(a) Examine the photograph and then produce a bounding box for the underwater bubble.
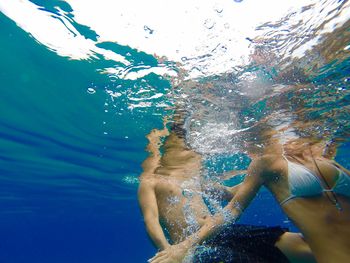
[220,45,228,52]
[143,25,154,34]
[108,91,122,98]
[213,4,223,13]
[167,196,180,204]
[222,209,237,224]
[233,200,243,212]
[204,19,215,29]
[182,188,194,199]
[181,56,188,62]
[122,176,139,185]
[87,87,96,94]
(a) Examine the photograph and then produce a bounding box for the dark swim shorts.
[193,224,289,263]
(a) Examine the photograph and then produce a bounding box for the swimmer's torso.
[153,168,211,244]
[263,155,350,263]
[144,132,213,244]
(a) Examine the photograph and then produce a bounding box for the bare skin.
[150,138,349,263]
[269,141,350,263]
[140,125,315,262]
[139,129,239,248]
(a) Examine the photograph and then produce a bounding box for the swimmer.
[140,120,316,263]
[149,136,349,263]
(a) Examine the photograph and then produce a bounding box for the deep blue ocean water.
[1,1,350,262]
[0,11,159,262]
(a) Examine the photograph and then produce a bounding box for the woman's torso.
[264,155,350,263]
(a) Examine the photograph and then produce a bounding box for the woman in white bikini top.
[252,139,350,263]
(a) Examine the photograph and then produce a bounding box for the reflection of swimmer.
[247,37,311,85]
[248,37,277,67]
[150,136,349,263]
[140,121,315,263]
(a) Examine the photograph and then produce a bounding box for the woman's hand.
[148,241,191,263]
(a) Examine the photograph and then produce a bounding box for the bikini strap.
[311,153,343,211]
[280,195,296,206]
[323,189,335,192]
[282,155,288,162]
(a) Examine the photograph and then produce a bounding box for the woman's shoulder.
[252,154,286,178]
[256,153,284,165]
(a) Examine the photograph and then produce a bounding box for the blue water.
[0,10,159,262]
[1,0,350,262]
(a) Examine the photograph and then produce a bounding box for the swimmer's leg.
[275,232,317,263]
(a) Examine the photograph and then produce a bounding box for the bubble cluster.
[122,175,139,185]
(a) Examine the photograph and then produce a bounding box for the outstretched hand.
[148,242,191,263]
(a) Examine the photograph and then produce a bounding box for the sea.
[0,0,349,262]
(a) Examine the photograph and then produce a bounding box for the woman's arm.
[331,160,350,175]
[202,170,246,201]
[220,170,247,181]
[149,157,266,263]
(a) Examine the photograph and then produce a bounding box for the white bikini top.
[280,157,350,206]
